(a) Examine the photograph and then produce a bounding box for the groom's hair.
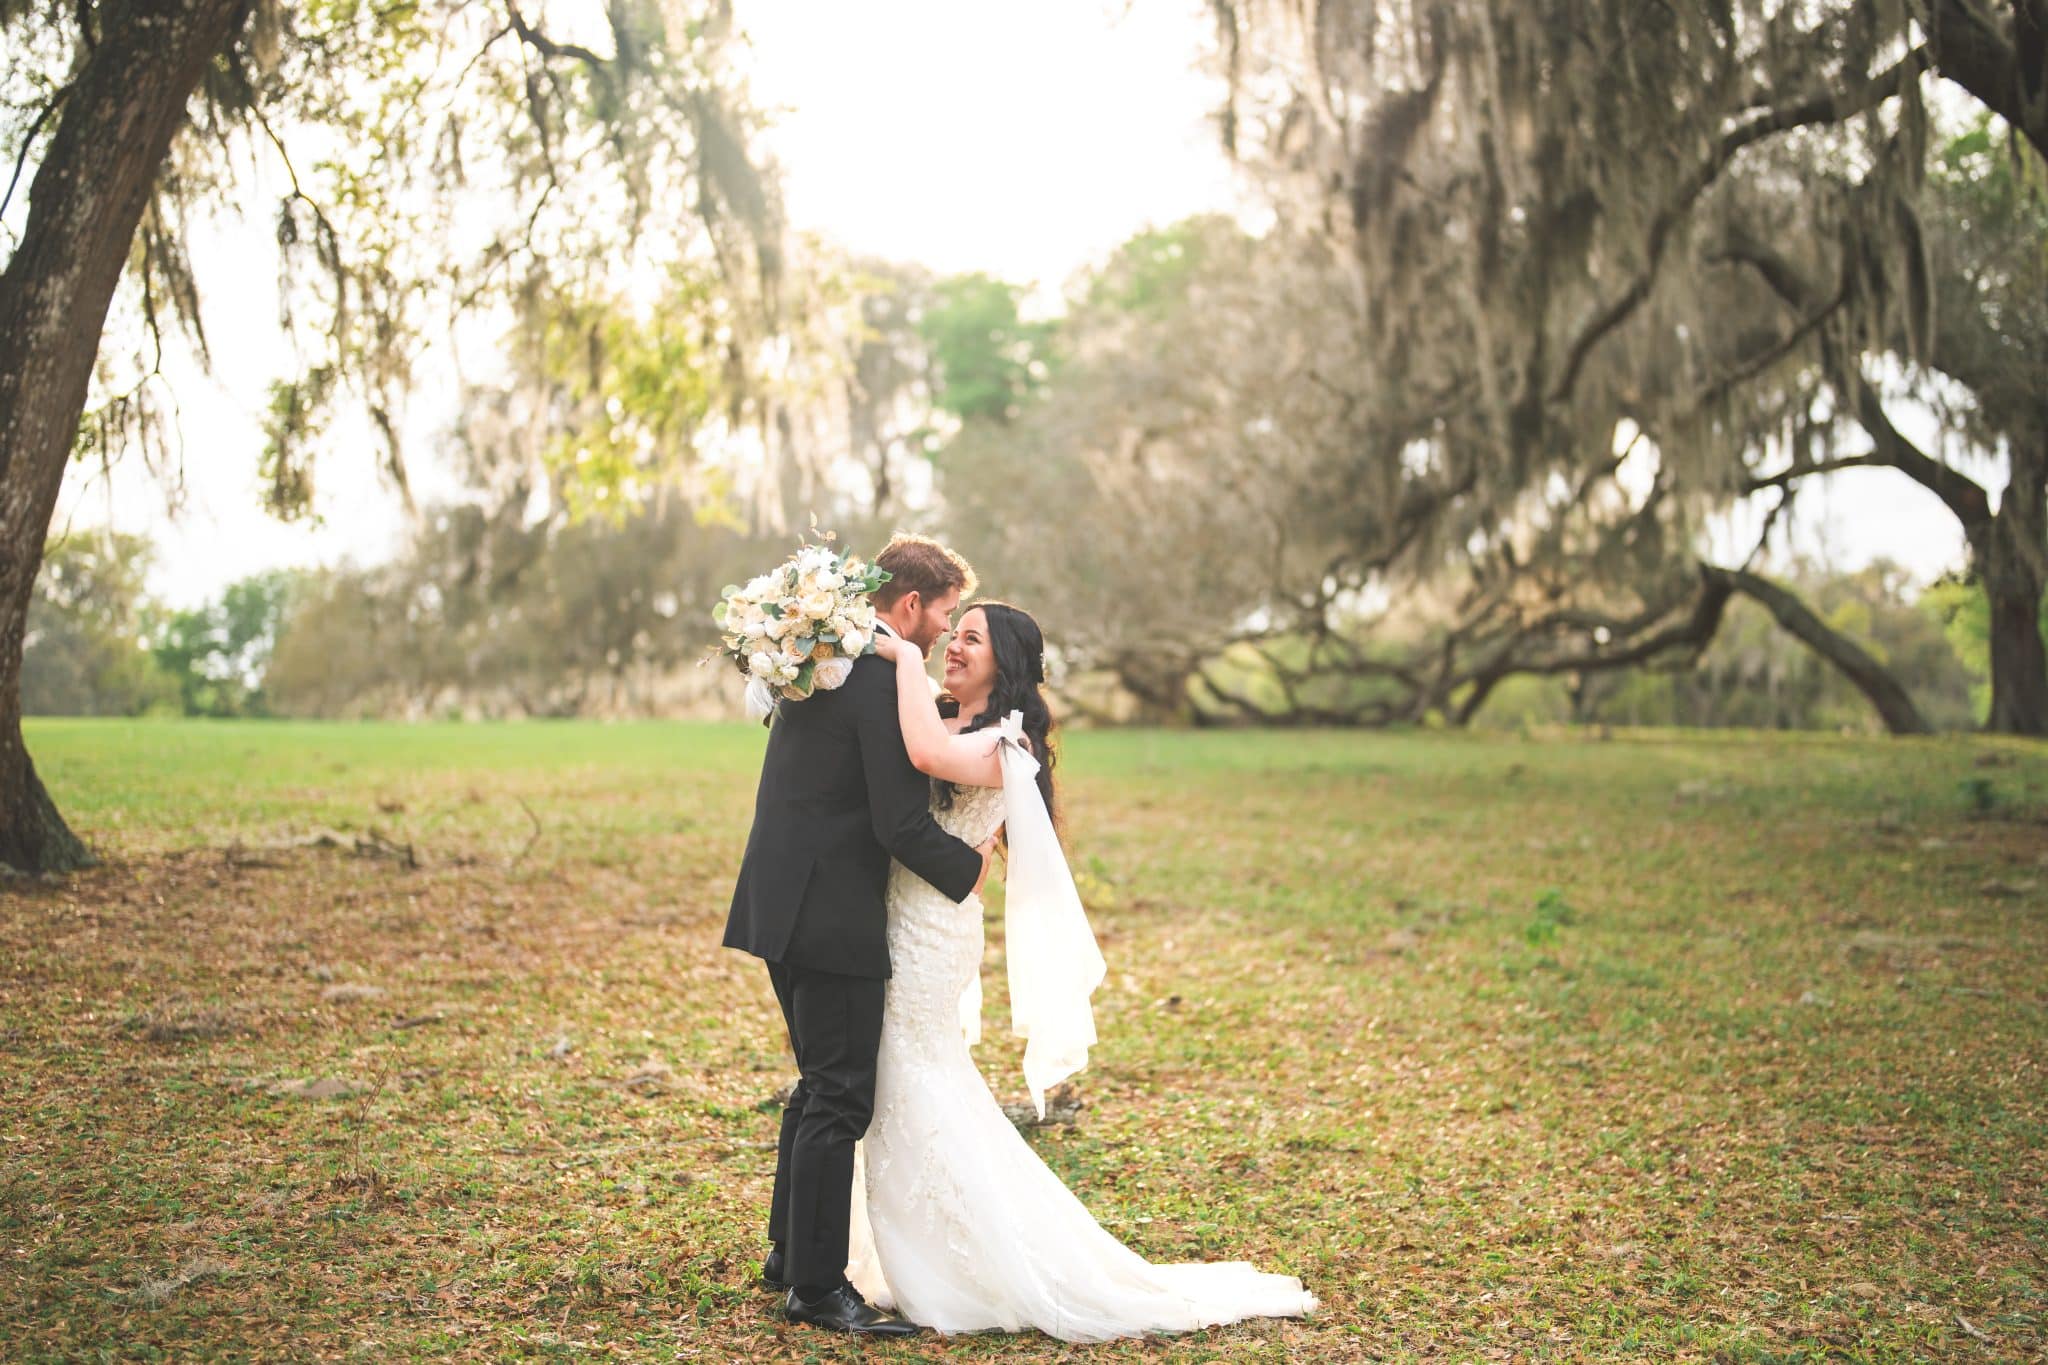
[872,533,978,608]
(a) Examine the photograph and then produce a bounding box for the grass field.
[4,719,2045,1362]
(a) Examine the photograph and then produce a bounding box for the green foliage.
[13,0,779,518]
[21,534,179,717]
[935,214,1329,720]
[1479,561,1984,733]
[262,500,795,718]
[528,266,727,523]
[1921,575,2048,725]
[148,572,296,718]
[257,369,335,521]
[1175,559,1985,734]
[24,540,302,719]
[1922,576,1993,720]
[1191,634,1425,724]
[918,273,1054,425]
[1935,114,2048,238]
[1080,220,1220,318]
[1524,888,1576,947]
[1958,775,2003,816]
[1917,112,2048,496]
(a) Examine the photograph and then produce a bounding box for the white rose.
[742,620,769,640]
[748,650,777,678]
[813,656,854,691]
[817,570,843,591]
[802,591,836,620]
[839,628,867,655]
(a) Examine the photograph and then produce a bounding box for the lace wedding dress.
[844,777,1317,1341]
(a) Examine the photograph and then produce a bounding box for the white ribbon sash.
[977,709,1107,1119]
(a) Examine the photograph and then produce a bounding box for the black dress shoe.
[759,1247,789,1291]
[784,1283,921,1336]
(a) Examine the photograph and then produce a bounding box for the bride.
[851,600,1316,1341]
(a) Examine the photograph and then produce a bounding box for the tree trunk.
[1450,669,1505,726]
[0,0,246,872]
[1928,0,2048,162]
[1980,449,2048,734]
[1707,566,1933,735]
[1112,652,1197,725]
[1983,569,2047,733]
[1720,234,2045,732]
[0,735,91,873]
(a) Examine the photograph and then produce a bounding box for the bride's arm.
[874,635,1004,788]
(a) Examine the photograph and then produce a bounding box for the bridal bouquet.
[711,542,890,719]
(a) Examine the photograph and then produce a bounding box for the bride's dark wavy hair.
[936,600,1057,824]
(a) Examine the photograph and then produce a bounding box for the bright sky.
[48,0,1971,609]
[739,0,1240,288]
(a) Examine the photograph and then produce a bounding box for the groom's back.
[722,657,907,978]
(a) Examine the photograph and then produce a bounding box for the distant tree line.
[26,534,287,719]
[25,519,2010,736]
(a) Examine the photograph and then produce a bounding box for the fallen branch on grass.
[511,797,542,868]
[223,827,419,870]
[122,1257,230,1305]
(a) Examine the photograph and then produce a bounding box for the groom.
[722,533,992,1336]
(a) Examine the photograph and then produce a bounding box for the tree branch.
[503,2,610,79]
[1704,563,1932,733]
[1717,231,1996,527]
[1546,47,1929,406]
[1926,0,2048,160]
[1493,572,1736,677]
[1742,453,1880,494]
[0,79,74,225]
[1689,257,1850,414]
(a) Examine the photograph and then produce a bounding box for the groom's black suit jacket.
[723,649,982,979]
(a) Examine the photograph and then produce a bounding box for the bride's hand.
[871,633,918,664]
[972,833,999,896]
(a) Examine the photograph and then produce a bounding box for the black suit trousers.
[763,959,886,1290]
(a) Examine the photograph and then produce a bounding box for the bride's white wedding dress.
[844,771,1317,1341]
